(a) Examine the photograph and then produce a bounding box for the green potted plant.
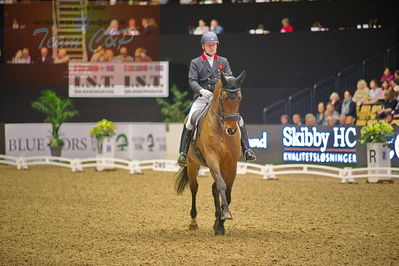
[359,121,395,183]
[156,84,192,123]
[32,90,78,157]
[90,119,116,154]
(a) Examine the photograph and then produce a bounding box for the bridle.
[210,86,241,127]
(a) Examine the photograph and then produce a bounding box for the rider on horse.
[177,31,256,166]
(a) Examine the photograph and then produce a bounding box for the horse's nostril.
[227,128,236,135]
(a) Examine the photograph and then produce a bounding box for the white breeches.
[185,96,244,130]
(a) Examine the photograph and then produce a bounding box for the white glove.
[199,89,213,100]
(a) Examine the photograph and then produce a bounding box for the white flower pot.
[366,143,391,183]
[96,136,116,171]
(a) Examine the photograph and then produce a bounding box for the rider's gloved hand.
[199,89,213,100]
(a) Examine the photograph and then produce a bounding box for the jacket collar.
[201,52,219,61]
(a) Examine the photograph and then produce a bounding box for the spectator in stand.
[101,49,114,62]
[305,113,316,126]
[115,47,133,62]
[280,18,294,33]
[340,90,356,117]
[364,79,384,104]
[385,113,394,125]
[105,19,119,35]
[280,114,289,125]
[21,48,31,64]
[392,79,399,100]
[326,116,337,126]
[394,70,399,81]
[134,48,152,62]
[123,18,140,36]
[376,89,397,119]
[329,92,341,114]
[141,18,157,35]
[315,102,325,125]
[352,79,369,105]
[90,46,105,62]
[12,49,23,63]
[193,19,209,35]
[209,19,224,35]
[292,114,302,126]
[381,80,390,94]
[35,47,53,64]
[380,67,394,86]
[345,115,355,125]
[324,102,339,122]
[53,48,69,64]
[338,114,346,125]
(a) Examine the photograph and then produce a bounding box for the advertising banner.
[68,62,169,98]
[5,123,166,160]
[247,125,399,166]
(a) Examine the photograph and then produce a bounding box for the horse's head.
[215,71,246,136]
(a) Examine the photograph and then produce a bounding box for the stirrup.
[244,149,256,162]
[177,152,188,166]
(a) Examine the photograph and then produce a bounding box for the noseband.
[210,87,241,124]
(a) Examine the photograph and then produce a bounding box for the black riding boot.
[177,126,193,166]
[240,125,256,161]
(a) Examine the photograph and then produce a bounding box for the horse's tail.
[175,166,189,195]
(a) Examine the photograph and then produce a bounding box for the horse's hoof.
[214,229,225,236]
[189,223,198,230]
[220,210,233,220]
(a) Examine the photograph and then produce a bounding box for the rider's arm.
[188,60,203,94]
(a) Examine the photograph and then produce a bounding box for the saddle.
[189,104,211,166]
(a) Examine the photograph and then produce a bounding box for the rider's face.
[202,42,218,56]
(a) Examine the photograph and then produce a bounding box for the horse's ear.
[236,70,246,86]
[220,71,227,86]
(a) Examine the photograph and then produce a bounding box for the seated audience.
[376,89,397,119]
[340,90,356,116]
[365,79,384,104]
[135,48,152,62]
[315,102,325,125]
[292,114,302,126]
[105,19,119,35]
[21,48,31,64]
[12,49,23,63]
[338,114,346,125]
[385,113,394,125]
[123,18,140,36]
[141,18,157,35]
[381,80,390,91]
[90,46,105,62]
[53,48,69,64]
[305,113,316,126]
[114,47,133,62]
[102,49,114,62]
[392,79,399,100]
[326,116,337,126]
[280,114,289,125]
[345,115,355,126]
[380,66,394,86]
[193,19,209,35]
[324,102,339,125]
[329,92,341,114]
[394,70,399,81]
[210,19,224,35]
[280,18,294,33]
[35,47,53,64]
[352,79,369,105]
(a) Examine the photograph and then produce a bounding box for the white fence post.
[341,167,355,184]
[262,164,277,180]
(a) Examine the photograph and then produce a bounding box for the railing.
[262,44,399,124]
[288,87,312,117]
[262,99,288,124]
[2,155,398,184]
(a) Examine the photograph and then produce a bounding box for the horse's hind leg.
[188,163,199,230]
[212,182,225,236]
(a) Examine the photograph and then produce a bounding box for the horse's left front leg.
[208,163,232,221]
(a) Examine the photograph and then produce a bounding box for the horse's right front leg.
[209,167,232,221]
[212,182,225,236]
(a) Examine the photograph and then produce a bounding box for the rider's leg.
[239,117,256,161]
[177,97,208,166]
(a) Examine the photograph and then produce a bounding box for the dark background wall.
[1,0,398,124]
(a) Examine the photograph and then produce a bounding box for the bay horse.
[175,71,246,235]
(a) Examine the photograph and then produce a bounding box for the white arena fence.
[1,155,399,183]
